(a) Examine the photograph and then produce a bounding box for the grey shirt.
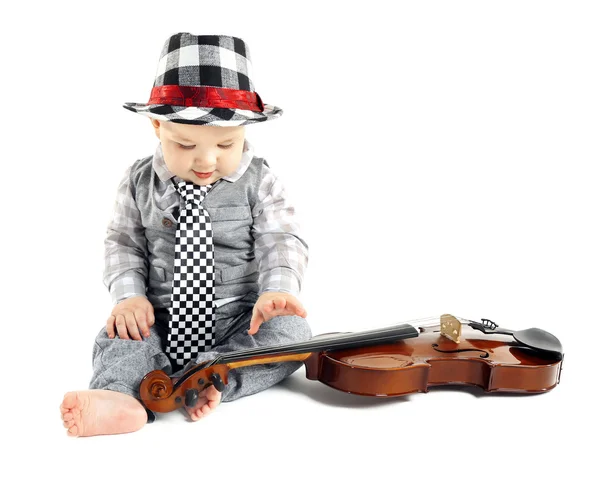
[103,138,308,309]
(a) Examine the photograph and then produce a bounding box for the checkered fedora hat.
[123,33,283,126]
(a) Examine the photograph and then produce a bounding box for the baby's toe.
[206,386,222,402]
[185,404,201,420]
[61,392,79,411]
[192,409,204,421]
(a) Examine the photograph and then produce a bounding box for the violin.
[139,314,564,413]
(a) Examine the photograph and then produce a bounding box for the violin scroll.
[139,370,173,404]
[139,363,230,413]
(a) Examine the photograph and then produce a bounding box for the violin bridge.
[440,314,461,343]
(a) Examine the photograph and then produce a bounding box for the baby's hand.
[248,292,307,335]
[107,296,155,340]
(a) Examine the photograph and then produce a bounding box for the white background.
[2,1,597,476]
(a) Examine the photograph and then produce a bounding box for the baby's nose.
[194,157,217,168]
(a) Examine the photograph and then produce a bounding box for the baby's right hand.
[107,296,155,340]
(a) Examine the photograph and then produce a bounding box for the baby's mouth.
[193,170,214,179]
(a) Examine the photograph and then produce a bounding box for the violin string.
[220,328,419,364]
[185,315,481,376]
[217,323,418,363]
[219,324,413,361]
[176,324,416,382]
[212,314,477,364]
[407,315,474,326]
[373,315,439,328]
[219,315,452,363]
[380,314,474,328]
[216,313,465,363]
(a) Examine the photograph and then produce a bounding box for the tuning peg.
[210,373,224,392]
[185,388,199,407]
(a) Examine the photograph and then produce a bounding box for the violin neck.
[215,323,419,365]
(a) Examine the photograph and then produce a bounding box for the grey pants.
[89,292,312,419]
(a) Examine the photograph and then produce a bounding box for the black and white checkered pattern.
[123,33,283,126]
[166,181,215,365]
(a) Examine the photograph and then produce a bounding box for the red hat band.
[148,85,265,112]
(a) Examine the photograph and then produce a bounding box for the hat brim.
[122,102,283,126]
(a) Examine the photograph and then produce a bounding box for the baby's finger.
[283,296,307,318]
[248,311,265,335]
[270,309,296,320]
[115,314,130,340]
[106,315,116,339]
[262,301,274,313]
[125,310,142,341]
[273,297,287,310]
[291,302,307,317]
[267,305,306,320]
[135,308,151,338]
[261,303,285,321]
[147,307,155,327]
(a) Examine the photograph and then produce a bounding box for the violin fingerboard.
[440,314,461,343]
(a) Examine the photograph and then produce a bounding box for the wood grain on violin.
[316,325,562,397]
[139,316,563,413]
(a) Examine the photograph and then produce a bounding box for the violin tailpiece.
[440,314,461,343]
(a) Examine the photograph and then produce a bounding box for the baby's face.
[151,119,246,186]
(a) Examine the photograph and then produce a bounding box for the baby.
[60,33,311,437]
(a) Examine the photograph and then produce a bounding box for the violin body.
[306,324,563,396]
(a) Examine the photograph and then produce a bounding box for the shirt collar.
[152,138,254,184]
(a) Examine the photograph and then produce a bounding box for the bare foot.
[60,390,148,437]
[184,385,221,421]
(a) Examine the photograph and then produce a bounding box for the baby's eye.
[177,143,233,149]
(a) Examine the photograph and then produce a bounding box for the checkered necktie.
[167,180,215,365]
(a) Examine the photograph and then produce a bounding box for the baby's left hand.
[248,292,307,335]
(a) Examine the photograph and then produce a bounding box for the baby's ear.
[150,118,161,138]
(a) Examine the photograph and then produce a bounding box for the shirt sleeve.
[103,164,148,305]
[251,166,309,297]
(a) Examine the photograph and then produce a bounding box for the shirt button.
[162,218,173,228]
